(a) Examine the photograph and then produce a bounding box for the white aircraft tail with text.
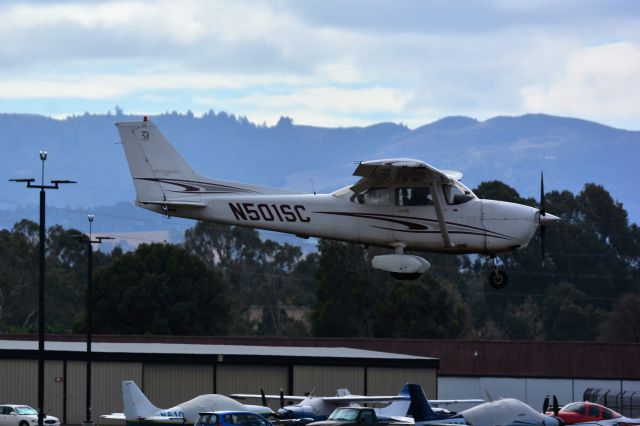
[123,380,160,420]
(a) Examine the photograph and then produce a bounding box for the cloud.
[0,0,637,129]
[520,42,640,127]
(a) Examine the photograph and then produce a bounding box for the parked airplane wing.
[350,158,462,194]
[230,393,307,402]
[322,396,407,403]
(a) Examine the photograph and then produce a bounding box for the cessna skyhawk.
[116,117,559,288]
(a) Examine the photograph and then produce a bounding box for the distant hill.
[1,111,638,240]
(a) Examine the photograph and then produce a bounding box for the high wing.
[230,393,307,402]
[321,396,407,403]
[350,158,463,195]
[230,393,406,404]
[430,399,485,407]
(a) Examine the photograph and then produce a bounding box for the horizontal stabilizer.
[100,413,125,420]
[138,200,207,208]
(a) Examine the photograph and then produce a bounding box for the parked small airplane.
[408,384,561,426]
[100,381,275,425]
[116,118,559,288]
[547,400,640,426]
[231,385,482,422]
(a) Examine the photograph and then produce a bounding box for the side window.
[588,405,600,417]
[356,187,390,205]
[602,408,613,419]
[397,187,432,206]
[246,414,269,426]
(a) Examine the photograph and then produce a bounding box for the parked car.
[306,407,392,426]
[0,405,60,426]
[196,411,273,426]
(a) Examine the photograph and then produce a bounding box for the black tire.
[488,269,509,289]
[391,272,421,280]
[20,421,29,426]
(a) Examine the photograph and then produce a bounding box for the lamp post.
[9,151,75,426]
[75,214,112,426]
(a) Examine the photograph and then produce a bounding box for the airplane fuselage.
[141,189,539,255]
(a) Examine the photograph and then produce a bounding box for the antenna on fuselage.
[310,177,316,195]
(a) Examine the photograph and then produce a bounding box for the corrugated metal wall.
[0,359,63,418]
[66,361,142,425]
[144,364,214,408]
[293,366,364,396]
[217,365,288,410]
[44,361,64,420]
[367,367,436,398]
[0,359,37,406]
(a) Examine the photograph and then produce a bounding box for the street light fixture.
[73,214,113,426]
[9,152,75,426]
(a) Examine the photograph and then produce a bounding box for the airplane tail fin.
[408,384,449,422]
[122,380,160,420]
[116,119,293,209]
[376,384,411,417]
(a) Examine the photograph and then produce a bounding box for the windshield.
[16,407,38,415]
[442,182,475,205]
[563,403,586,414]
[329,409,359,421]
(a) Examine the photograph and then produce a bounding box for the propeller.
[543,395,550,413]
[540,172,547,267]
[260,389,268,408]
[280,388,285,409]
[552,395,559,416]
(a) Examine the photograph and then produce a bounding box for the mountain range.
[1,111,638,247]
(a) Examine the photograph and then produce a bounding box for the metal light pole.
[10,151,75,426]
[75,214,112,426]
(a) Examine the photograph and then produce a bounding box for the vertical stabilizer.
[122,380,160,420]
[408,384,450,422]
[376,384,411,417]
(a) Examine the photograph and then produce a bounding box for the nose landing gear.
[487,257,509,289]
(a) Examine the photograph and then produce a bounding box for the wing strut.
[431,180,455,248]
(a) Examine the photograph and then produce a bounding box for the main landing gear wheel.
[488,269,509,289]
[391,272,421,280]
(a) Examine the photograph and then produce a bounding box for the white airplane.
[101,381,275,424]
[231,385,483,422]
[408,384,561,426]
[116,118,559,288]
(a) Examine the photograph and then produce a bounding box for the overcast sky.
[0,0,638,129]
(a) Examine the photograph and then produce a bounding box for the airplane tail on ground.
[122,380,160,420]
[115,119,294,209]
[408,384,453,422]
[375,384,411,417]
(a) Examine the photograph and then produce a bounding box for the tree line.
[0,181,638,341]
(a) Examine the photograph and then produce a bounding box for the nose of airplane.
[539,212,561,225]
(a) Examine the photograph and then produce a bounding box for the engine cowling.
[371,254,430,274]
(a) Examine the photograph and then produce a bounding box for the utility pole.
[75,214,112,426]
[10,151,75,426]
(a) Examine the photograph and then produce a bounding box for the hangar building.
[0,337,438,425]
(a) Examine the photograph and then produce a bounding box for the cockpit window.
[397,187,432,206]
[601,407,620,419]
[564,403,586,414]
[588,405,600,417]
[355,187,390,205]
[443,183,474,205]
